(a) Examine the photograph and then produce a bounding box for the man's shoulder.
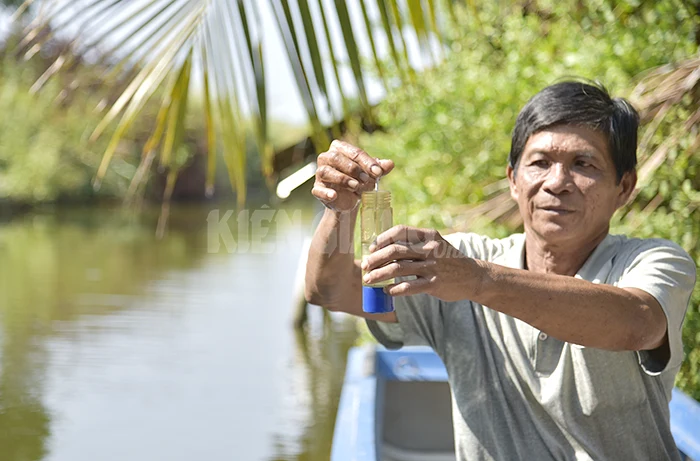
[443,232,524,262]
[583,234,695,291]
[606,234,693,266]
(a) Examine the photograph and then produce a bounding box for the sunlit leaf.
[358,0,388,89]
[202,62,217,197]
[298,0,330,104]
[236,0,273,177]
[160,52,192,168]
[388,0,416,81]
[333,0,372,121]
[269,0,328,151]
[425,0,443,60]
[406,0,430,64]
[376,0,408,83]
[315,0,350,116]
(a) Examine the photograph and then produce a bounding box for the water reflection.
[269,320,357,461]
[0,201,357,461]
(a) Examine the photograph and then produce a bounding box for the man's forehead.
[523,126,609,156]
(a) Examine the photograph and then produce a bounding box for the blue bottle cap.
[362,286,394,313]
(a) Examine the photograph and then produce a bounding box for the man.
[305,81,697,460]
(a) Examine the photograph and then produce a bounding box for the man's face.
[507,124,636,246]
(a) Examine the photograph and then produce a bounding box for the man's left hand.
[360,225,481,302]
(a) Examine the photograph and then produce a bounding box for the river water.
[0,200,357,461]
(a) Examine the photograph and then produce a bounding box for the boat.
[331,346,700,461]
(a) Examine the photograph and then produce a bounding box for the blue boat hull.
[332,346,700,461]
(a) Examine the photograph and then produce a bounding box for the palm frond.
[333,0,372,122]
[406,0,430,64]
[14,0,456,203]
[358,0,389,89]
[630,56,700,194]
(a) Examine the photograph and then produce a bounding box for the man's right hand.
[312,140,395,212]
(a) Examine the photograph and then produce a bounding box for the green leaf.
[406,0,430,63]
[160,52,192,168]
[425,0,444,60]
[358,0,388,89]
[388,0,416,81]
[91,2,205,140]
[333,0,373,121]
[376,0,408,83]
[237,0,272,176]
[297,0,330,103]
[315,0,350,116]
[269,0,328,150]
[202,63,217,197]
[92,4,205,188]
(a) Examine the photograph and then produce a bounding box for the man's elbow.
[304,280,340,311]
[304,281,323,306]
[617,288,668,351]
[628,311,667,352]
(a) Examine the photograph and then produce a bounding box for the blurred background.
[0,0,698,460]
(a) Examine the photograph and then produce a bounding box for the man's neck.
[524,227,609,276]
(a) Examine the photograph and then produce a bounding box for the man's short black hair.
[508,81,639,182]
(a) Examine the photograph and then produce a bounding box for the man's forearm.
[304,208,358,308]
[471,260,667,351]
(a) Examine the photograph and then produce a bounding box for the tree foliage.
[0,50,135,203]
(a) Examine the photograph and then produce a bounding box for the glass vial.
[360,190,394,313]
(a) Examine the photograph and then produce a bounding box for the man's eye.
[576,160,593,168]
[530,160,548,168]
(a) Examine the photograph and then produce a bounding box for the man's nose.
[543,163,574,194]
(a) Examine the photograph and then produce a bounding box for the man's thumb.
[377,158,395,175]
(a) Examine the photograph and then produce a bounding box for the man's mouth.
[539,206,574,213]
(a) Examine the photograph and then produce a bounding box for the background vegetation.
[359,0,700,399]
[0,50,132,205]
[0,35,307,209]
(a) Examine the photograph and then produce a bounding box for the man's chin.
[530,223,579,242]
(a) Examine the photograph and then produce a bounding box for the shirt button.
[538,332,548,341]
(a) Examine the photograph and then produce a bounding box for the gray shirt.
[367,232,697,461]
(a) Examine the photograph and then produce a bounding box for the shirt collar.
[499,232,618,282]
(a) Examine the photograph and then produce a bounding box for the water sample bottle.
[361,189,394,313]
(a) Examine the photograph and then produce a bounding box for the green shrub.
[0,58,135,203]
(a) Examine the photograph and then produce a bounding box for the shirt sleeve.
[365,232,483,354]
[615,239,697,375]
[366,291,445,352]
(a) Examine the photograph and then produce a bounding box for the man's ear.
[616,170,637,209]
[507,165,519,201]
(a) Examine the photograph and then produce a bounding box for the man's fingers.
[312,184,337,201]
[362,242,426,271]
[374,225,436,251]
[316,165,363,192]
[384,278,430,297]
[363,260,434,285]
[358,158,396,192]
[329,140,384,178]
[327,150,374,187]
[377,158,395,176]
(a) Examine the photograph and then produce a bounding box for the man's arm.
[361,226,687,352]
[304,207,397,322]
[472,262,666,351]
[304,140,397,322]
